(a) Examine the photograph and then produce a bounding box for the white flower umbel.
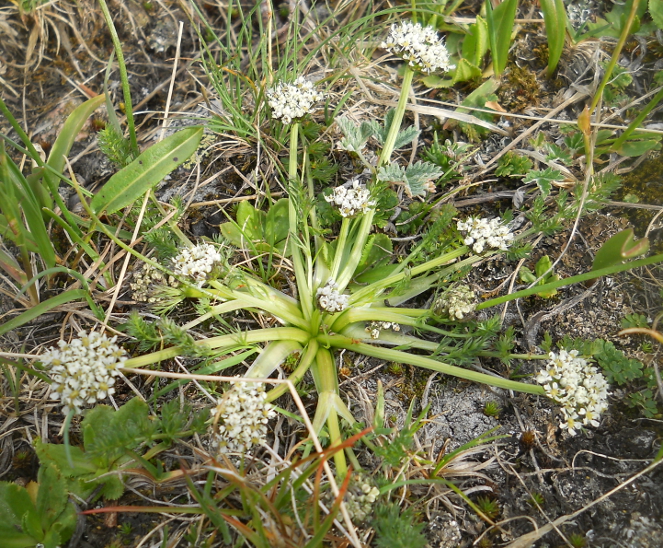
[266,76,326,124]
[366,321,401,339]
[209,381,276,455]
[435,285,476,320]
[325,179,375,217]
[317,279,349,313]
[171,242,222,285]
[41,331,127,415]
[381,21,455,74]
[457,217,514,254]
[536,349,610,436]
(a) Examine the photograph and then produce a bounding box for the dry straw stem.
[119,368,363,548]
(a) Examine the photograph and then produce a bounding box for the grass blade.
[0,289,89,336]
[540,0,567,77]
[486,0,519,76]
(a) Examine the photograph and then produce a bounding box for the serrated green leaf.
[355,233,393,276]
[91,126,203,214]
[404,161,445,197]
[393,126,421,150]
[462,15,489,67]
[0,482,39,545]
[651,0,663,29]
[452,58,483,84]
[336,117,374,152]
[36,465,68,532]
[377,163,407,184]
[523,167,564,198]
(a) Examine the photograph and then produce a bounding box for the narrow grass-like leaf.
[44,95,105,200]
[91,126,203,214]
[1,143,56,268]
[0,289,89,336]
[541,0,567,76]
[486,0,519,76]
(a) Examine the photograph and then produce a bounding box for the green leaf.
[486,0,518,76]
[236,201,264,240]
[541,0,567,76]
[462,15,489,67]
[0,482,40,546]
[523,167,564,198]
[35,439,98,478]
[651,0,663,29]
[355,233,393,276]
[42,94,106,207]
[0,289,89,336]
[36,464,68,533]
[592,229,649,272]
[393,126,421,151]
[264,198,290,247]
[336,117,374,152]
[0,144,56,268]
[403,161,445,197]
[91,126,203,214]
[615,138,661,157]
[452,58,483,84]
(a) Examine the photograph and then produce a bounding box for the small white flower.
[457,217,514,254]
[172,243,222,285]
[325,179,375,217]
[209,381,276,455]
[40,331,127,415]
[266,76,326,124]
[316,279,349,313]
[381,21,455,74]
[365,321,401,339]
[434,285,476,320]
[537,349,610,436]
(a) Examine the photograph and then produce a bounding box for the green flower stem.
[478,252,663,311]
[589,0,641,113]
[330,307,427,333]
[378,67,415,167]
[288,122,313,320]
[609,85,663,152]
[97,0,139,157]
[337,208,377,292]
[319,334,545,395]
[203,282,307,329]
[313,347,347,477]
[385,254,485,307]
[350,246,468,305]
[266,339,319,402]
[330,217,351,282]
[124,327,311,368]
[181,300,248,330]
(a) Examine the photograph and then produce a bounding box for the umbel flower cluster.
[381,21,455,74]
[209,381,276,454]
[434,285,476,320]
[457,217,514,254]
[171,242,222,284]
[323,476,380,523]
[366,321,401,339]
[40,331,127,415]
[130,262,178,303]
[266,76,325,124]
[324,179,375,217]
[317,279,349,313]
[536,349,610,436]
